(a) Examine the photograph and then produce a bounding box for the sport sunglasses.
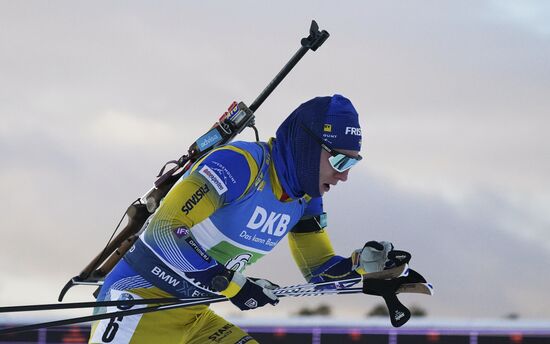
[300,124,362,173]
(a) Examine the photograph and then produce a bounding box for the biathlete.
[89,94,395,344]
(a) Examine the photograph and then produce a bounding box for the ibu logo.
[246,206,291,237]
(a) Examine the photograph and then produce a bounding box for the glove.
[351,241,394,275]
[217,271,279,311]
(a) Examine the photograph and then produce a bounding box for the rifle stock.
[78,203,150,280]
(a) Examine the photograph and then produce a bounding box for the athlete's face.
[318,148,360,195]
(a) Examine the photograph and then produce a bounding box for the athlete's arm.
[288,197,340,281]
[288,198,400,283]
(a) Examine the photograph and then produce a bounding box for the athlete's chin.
[319,183,331,195]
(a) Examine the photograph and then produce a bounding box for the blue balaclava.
[272,94,362,198]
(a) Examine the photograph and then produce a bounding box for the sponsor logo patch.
[184,237,211,262]
[208,324,235,343]
[211,161,237,184]
[345,126,362,136]
[199,165,228,195]
[116,292,135,310]
[173,226,190,238]
[394,310,406,321]
[244,298,258,309]
[151,266,181,287]
[322,133,338,140]
[323,124,332,132]
[181,184,210,214]
[246,206,291,237]
[197,129,223,152]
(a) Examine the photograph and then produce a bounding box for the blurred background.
[1,1,549,342]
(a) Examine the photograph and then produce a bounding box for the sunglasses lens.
[328,154,358,172]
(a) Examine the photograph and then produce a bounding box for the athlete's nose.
[335,169,349,182]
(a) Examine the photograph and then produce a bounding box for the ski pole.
[0,277,361,335]
[2,274,364,314]
[0,288,368,336]
[9,264,410,314]
[0,270,432,334]
[1,282,433,315]
[0,281,433,335]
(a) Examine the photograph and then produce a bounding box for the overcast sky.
[1,1,549,323]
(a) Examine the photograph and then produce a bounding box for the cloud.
[490,0,550,36]
[1,0,550,322]
[5,167,549,319]
[87,110,177,149]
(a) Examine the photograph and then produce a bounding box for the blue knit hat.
[273,94,361,198]
[321,95,362,151]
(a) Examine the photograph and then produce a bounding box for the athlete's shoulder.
[226,141,267,164]
[191,141,267,203]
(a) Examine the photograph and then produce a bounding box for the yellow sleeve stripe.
[154,174,220,229]
[288,230,335,281]
[219,281,241,298]
[219,271,247,297]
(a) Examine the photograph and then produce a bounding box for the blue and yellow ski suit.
[89,139,340,344]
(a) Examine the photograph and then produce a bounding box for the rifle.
[58,20,330,302]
